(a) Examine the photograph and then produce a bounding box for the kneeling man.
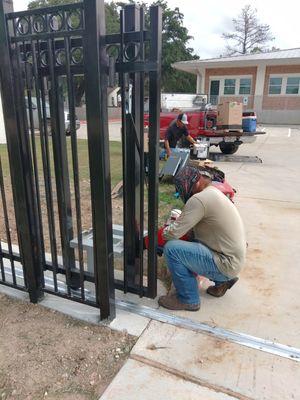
[159,166,246,311]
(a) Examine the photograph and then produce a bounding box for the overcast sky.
[13,0,300,59]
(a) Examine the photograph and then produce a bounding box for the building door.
[210,80,220,105]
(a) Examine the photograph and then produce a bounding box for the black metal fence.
[0,0,161,320]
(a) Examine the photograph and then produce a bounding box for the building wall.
[204,66,257,95]
[262,65,300,110]
[203,64,300,124]
[218,95,254,109]
[259,110,300,124]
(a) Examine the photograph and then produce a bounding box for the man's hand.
[164,139,172,158]
[187,135,196,145]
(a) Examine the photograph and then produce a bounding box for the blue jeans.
[164,240,230,305]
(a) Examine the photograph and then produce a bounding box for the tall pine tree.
[222,5,274,55]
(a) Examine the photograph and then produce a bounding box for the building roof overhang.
[172,49,300,75]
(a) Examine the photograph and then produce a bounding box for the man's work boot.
[158,294,200,311]
[206,277,239,298]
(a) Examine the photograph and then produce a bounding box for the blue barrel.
[242,116,257,132]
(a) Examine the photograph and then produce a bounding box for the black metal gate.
[0,0,161,320]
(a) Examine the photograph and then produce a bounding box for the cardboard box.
[217,101,243,129]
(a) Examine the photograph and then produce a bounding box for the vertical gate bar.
[119,9,129,293]
[0,154,16,284]
[0,155,9,282]
[23,55,46,276]
[64,35,85,300]
[0,242,5,282]
[83,0,115,320]
[138,7,145,296]
[33,39,59,291]
[0,1,43,302]
[124,4,142,290]
[11,42,42,291]
[47,36,77,293]
[11,24,46,290]
[147,6,162,298]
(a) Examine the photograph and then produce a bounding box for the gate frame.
[0,0,44,303]
[83,0,115,319]
[0,0,162,321]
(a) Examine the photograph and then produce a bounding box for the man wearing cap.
[158,166,247,311]
[164,113,196,157]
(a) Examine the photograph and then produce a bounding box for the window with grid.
[269,77,282,94]
[239,78,251,95]
[224,79,236,95]
[286,77,300,94]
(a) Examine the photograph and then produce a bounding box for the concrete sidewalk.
[2,125,299,399]
[101,320,299,400]
[77,120,121,141]
[100,125,300,399]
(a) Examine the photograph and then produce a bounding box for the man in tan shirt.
[158,166,246,311]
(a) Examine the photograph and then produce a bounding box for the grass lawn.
[0,138,123,188]
[0,137,180,220]
[0,138,179,286]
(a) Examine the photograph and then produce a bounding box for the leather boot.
[206,277,239,297]
[158,294,200,311]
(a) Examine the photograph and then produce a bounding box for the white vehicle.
[160,93,208,111]
[25,97,80,135]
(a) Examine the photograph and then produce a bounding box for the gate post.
[147,6,162,298]
[0,0,44,302]
[83,0,115,320]
[122,5,143,291]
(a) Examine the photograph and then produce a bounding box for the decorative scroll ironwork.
[12,5,84,38]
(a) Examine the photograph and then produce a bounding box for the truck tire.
[219,142,239,155]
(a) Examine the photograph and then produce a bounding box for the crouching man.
[158,166,247,311]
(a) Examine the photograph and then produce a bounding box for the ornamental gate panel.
[0,0,161,320]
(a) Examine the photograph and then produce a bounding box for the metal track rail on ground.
[2,265,300,363]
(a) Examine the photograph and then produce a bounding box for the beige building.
[173,48,300,124]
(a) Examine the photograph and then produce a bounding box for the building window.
[224,79,236,95]
[286,77,300,94]
[239,78,251,95]
[269,77,282,94]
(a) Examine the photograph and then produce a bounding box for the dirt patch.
[242,246,280,299]
[0,293,136,400]
[195,338,233,365]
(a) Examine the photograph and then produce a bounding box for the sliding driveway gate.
[0,0,162,319]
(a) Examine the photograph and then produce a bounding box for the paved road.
[77,121,121,141]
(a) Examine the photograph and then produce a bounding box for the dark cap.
[174,166,211,203]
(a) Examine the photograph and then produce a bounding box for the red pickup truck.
[144,109,262,154]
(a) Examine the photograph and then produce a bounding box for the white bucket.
[193,143,209,159]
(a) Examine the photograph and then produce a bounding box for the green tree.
[113,0,199,92]
[105,1,120,34]
[153,0,199,92]
[222,5,274,56]
[250,45,280,54]
[28,0,119,33]
[28,0,79,8]
[28,0,199,97]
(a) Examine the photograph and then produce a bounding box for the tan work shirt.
[163,186,247,278]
